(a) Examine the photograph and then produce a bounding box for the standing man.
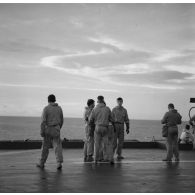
[112,97,130,160]
[89,96,113,164]
[83,99,95,162]
[161,103,182,162]
[37,94,64,170]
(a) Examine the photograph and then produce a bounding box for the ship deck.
[0,149,195,193]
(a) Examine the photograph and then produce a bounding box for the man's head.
[185,124,190,130]
[168,103,174,110]
[117,97,123,107]
[87,99,95,108]
[48,94,56,103]
[97,95,104,103]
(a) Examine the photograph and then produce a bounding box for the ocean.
[0,116,187,141]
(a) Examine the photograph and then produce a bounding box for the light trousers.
[113,123,124,156]
[40,134,63,164]
[94,125,108,161]
[83,125,94,157]
[166,126,179,160]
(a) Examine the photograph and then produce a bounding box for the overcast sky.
[0,3,195,119]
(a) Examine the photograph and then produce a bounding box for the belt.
[168,125,177,127]
[114,122,124,124]
[96,124,109,127]
[47,124,60,127]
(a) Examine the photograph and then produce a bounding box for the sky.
[0,3,195,120]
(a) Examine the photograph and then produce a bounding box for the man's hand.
[40,131,45,137]
[126,123,130,134]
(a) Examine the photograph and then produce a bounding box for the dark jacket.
[161,109,182,127]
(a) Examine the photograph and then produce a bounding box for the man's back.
[42,103,63,128]
[161,109,182,126]
[90,103,112,126]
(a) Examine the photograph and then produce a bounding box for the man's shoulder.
[105,106,111,111]
[122,106,127,112]
[43,105,49,111]
[112,106,118,111]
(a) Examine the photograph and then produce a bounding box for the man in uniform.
[161,103,182,162]
[37,94,64,170]
[83,99,95,162]
[112,97,130,160]
[89,96,113,164]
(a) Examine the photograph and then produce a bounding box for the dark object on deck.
[157,141,194,150]
[179,143,194,150]
[190,98,195,103]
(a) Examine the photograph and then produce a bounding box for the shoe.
[36,162,44,169]
[175,158,180,162]
[57,163,62,170]
[110,160,115,165]
[84,157,88,162]
[117,156,124,160]
[87,155,94,162]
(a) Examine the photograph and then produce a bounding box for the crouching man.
[37,94,64,170]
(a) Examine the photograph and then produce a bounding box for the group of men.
[36,94,195,169]
[36,94,129,169]
[83,95,130,164]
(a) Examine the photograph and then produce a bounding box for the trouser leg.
[113,130,118,155]
[173,134,179,160]
[87,136,94,156]
[116,124,124,156]
[83,141,87,158]
[52,136,63,163]
[94,130,101,161]
[102,134,108,160]
[83,132,88,158]
[166,134,173,160]
[106,126,114,161]
[40,136,51,164]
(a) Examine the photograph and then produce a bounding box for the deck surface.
[0,149,195,193]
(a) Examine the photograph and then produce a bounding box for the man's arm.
[124,109,130,134]
[109,108,116,132]
[161,112,168,124]
[40,107,47,137]
[177,113,182,125]
[59,107,64,129]
[83,108,88,123]
[89,109,95,125]
[189,133,194,142]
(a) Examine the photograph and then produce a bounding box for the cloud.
[70,17,84,28]
[0,82,119,93]
[88,35,130,51]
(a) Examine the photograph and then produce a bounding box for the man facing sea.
[89,96,113,164]
[37,94,64,170]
